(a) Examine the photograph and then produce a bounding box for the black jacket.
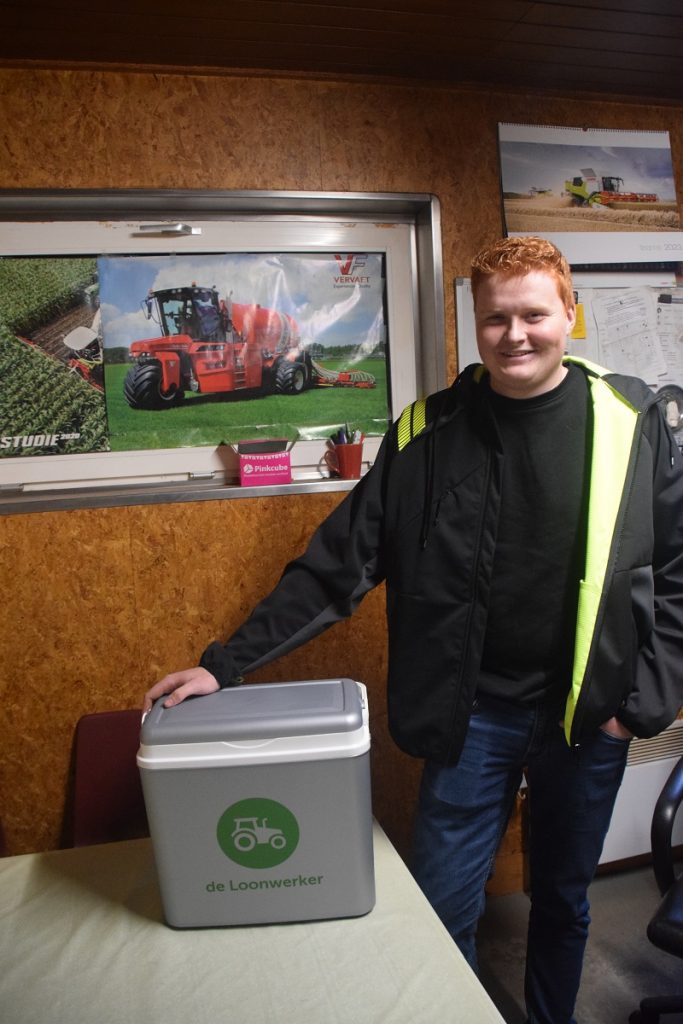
[201,359,683,764]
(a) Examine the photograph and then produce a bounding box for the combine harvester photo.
[564,167,658,207]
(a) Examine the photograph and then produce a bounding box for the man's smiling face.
[474,270,576,399]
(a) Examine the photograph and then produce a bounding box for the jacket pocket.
[629,564,655,646]
[575,570,636,726]
[385,477,484,598]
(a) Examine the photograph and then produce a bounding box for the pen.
[331,426,364,445]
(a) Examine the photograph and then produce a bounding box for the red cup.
[324,442,363,479]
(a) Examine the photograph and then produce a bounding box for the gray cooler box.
[137,677,374,928]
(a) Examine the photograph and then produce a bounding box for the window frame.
[0,189,445,514]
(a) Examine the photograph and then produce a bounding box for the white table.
[0,822,504,1024]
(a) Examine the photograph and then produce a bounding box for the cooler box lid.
[138,678,369,769]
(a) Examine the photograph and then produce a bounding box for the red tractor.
[123,285,313,409]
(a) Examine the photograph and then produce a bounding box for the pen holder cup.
[324,442,363,480]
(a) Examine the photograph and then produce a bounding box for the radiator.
[600,718,683,865]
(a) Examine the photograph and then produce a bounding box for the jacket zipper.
[445,445,493,760]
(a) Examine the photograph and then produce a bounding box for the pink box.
[236,439,293,487]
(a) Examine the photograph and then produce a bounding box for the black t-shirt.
[477,364,591,705]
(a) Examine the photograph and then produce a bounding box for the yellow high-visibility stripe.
[397,399,427,451]
[563,375,640,742]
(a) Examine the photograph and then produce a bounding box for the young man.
[144,237,683,1024]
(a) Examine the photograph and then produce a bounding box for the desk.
[0,823,504,1024]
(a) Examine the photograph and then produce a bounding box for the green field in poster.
[104,358,389,451]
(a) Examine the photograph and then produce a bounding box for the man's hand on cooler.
[143,666,220,713]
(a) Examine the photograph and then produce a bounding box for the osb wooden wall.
[1,69,681,889]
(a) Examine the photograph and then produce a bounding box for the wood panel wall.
[1,69,681,891]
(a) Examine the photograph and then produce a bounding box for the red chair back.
[70,709,148,846]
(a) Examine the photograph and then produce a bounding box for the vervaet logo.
[217,797,300,869]
[333,253,367,276]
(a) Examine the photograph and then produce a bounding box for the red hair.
[471,236,574,309]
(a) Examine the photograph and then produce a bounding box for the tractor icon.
[231,817,287,852]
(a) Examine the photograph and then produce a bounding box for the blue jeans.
[411,693,630,1024]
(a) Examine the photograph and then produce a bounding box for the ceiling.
[2,0,683,103]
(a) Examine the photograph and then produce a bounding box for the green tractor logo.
[217,797,299,868]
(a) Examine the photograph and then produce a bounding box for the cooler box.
[137,678,374,928]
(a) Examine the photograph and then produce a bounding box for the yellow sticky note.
[571,303,586,340]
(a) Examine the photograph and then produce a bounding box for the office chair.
[66,709,149,847]
[630,754,683,1024]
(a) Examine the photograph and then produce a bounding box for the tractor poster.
[99,252,389,452]
[0,256,109,459]
[497,123,683,266]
